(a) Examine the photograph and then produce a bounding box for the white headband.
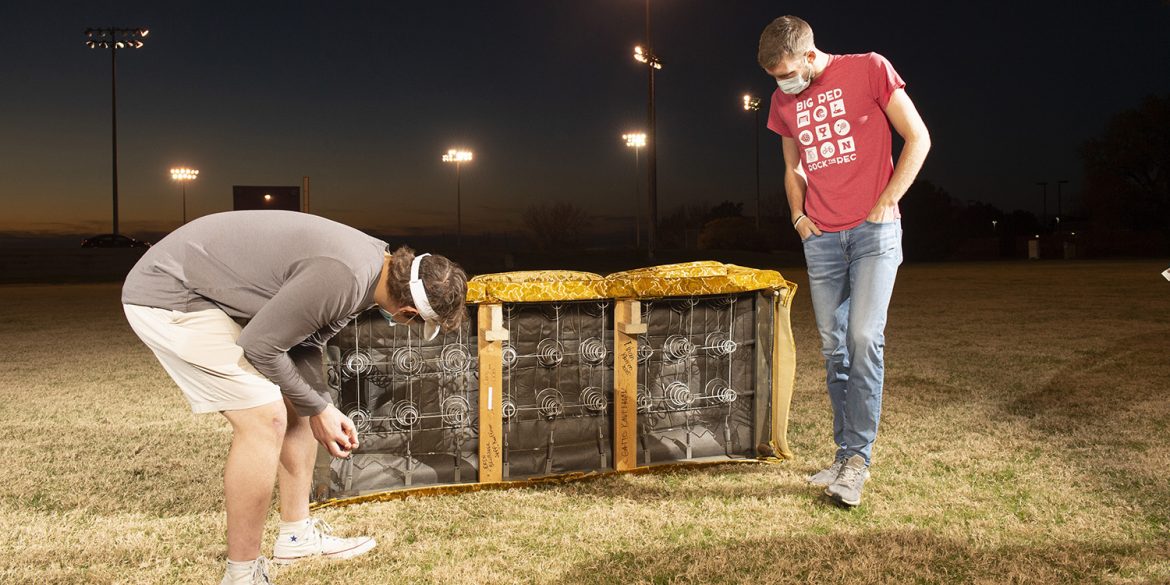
[409,253,441,340]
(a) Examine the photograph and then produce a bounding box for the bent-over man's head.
[378,245,468,339]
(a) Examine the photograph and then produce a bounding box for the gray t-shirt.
[122,210,386,416]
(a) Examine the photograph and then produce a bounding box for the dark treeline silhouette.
[1079,93,1170,256]
[638,93,1170,262]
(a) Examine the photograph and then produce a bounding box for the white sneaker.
[220,556,274,585]
[272,518,376,565]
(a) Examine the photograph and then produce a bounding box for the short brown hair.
[758,15,814,70]
[386,246,468,332]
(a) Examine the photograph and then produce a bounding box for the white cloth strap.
[409,253,439,322]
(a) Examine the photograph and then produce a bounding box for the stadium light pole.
[85,27,149,237]
[634,0,662,258]
[623,132,647,249]
[442,149,473,247]
[170,167,199,225]
[743,94,762,229]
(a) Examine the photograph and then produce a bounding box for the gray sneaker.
[807,458,845,487]
[808,457,870,487]
[825,454,869,507]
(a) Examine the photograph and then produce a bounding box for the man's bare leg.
[221,400,287,561]
[277,397,316,523]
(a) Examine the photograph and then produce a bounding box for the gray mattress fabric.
[314,291,776,501]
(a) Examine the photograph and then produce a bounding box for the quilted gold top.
[602,261,792,300]
[466,261,795,305]
[466,270,607,303]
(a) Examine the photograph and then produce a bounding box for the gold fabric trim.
[310,457,786,510]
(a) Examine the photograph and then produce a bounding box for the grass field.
[1,260,1168,584]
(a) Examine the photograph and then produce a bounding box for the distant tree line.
[518,94,1168,260]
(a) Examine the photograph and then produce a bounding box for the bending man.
[122,210,468,584]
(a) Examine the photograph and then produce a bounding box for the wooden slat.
[613,300,641,471]
[477,304,505,483]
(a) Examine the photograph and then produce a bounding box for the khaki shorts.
[123,304,282,413]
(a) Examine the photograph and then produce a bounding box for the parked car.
[81,233,151,248]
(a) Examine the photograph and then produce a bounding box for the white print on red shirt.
[795,87,856,173]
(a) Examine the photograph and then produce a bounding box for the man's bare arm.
[783,135,822,239]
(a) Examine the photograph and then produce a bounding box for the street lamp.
[85,27,149,237]
[170,167,199,225]
[623,132,647,248]
[442,148,473,247]
[633,0,662,258]
[633,45,662,70]
[742,94,762,229]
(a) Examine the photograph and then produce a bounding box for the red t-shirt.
[767,53,906,232]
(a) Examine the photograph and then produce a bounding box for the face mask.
[379,306,413,327]
[777,60,813,95]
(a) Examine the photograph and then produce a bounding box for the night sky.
[2,1,1168,239]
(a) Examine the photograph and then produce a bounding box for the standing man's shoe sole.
[825,488,862,507]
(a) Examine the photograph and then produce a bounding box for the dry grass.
[1,260,1168,584]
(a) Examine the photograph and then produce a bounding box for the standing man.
[758,16,930,507]
[122,210,468,584]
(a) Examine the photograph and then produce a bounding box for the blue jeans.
[801,219,902,465]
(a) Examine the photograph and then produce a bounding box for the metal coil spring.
[705,379,738,404]
[637,337,654,364]
[502,398,517,420]
[393,347,424,375]
[440,344,470,373]
[537,339,564,368]
[441,395,471,427]
[665,381,695,408]
[663,335,696,361]
[580,386,607,413]
[341,349,372,376]
[636,384,653,413]
[582,301,610,318]
[392,400,420,430]
[537,388,564,419]
[540,303,565,320]
[347,408,371,433]
[670,298,701,313]
[501,343,518,368]
[712,295,737,308]
[579,336,607,365]
[704,331,738,357]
